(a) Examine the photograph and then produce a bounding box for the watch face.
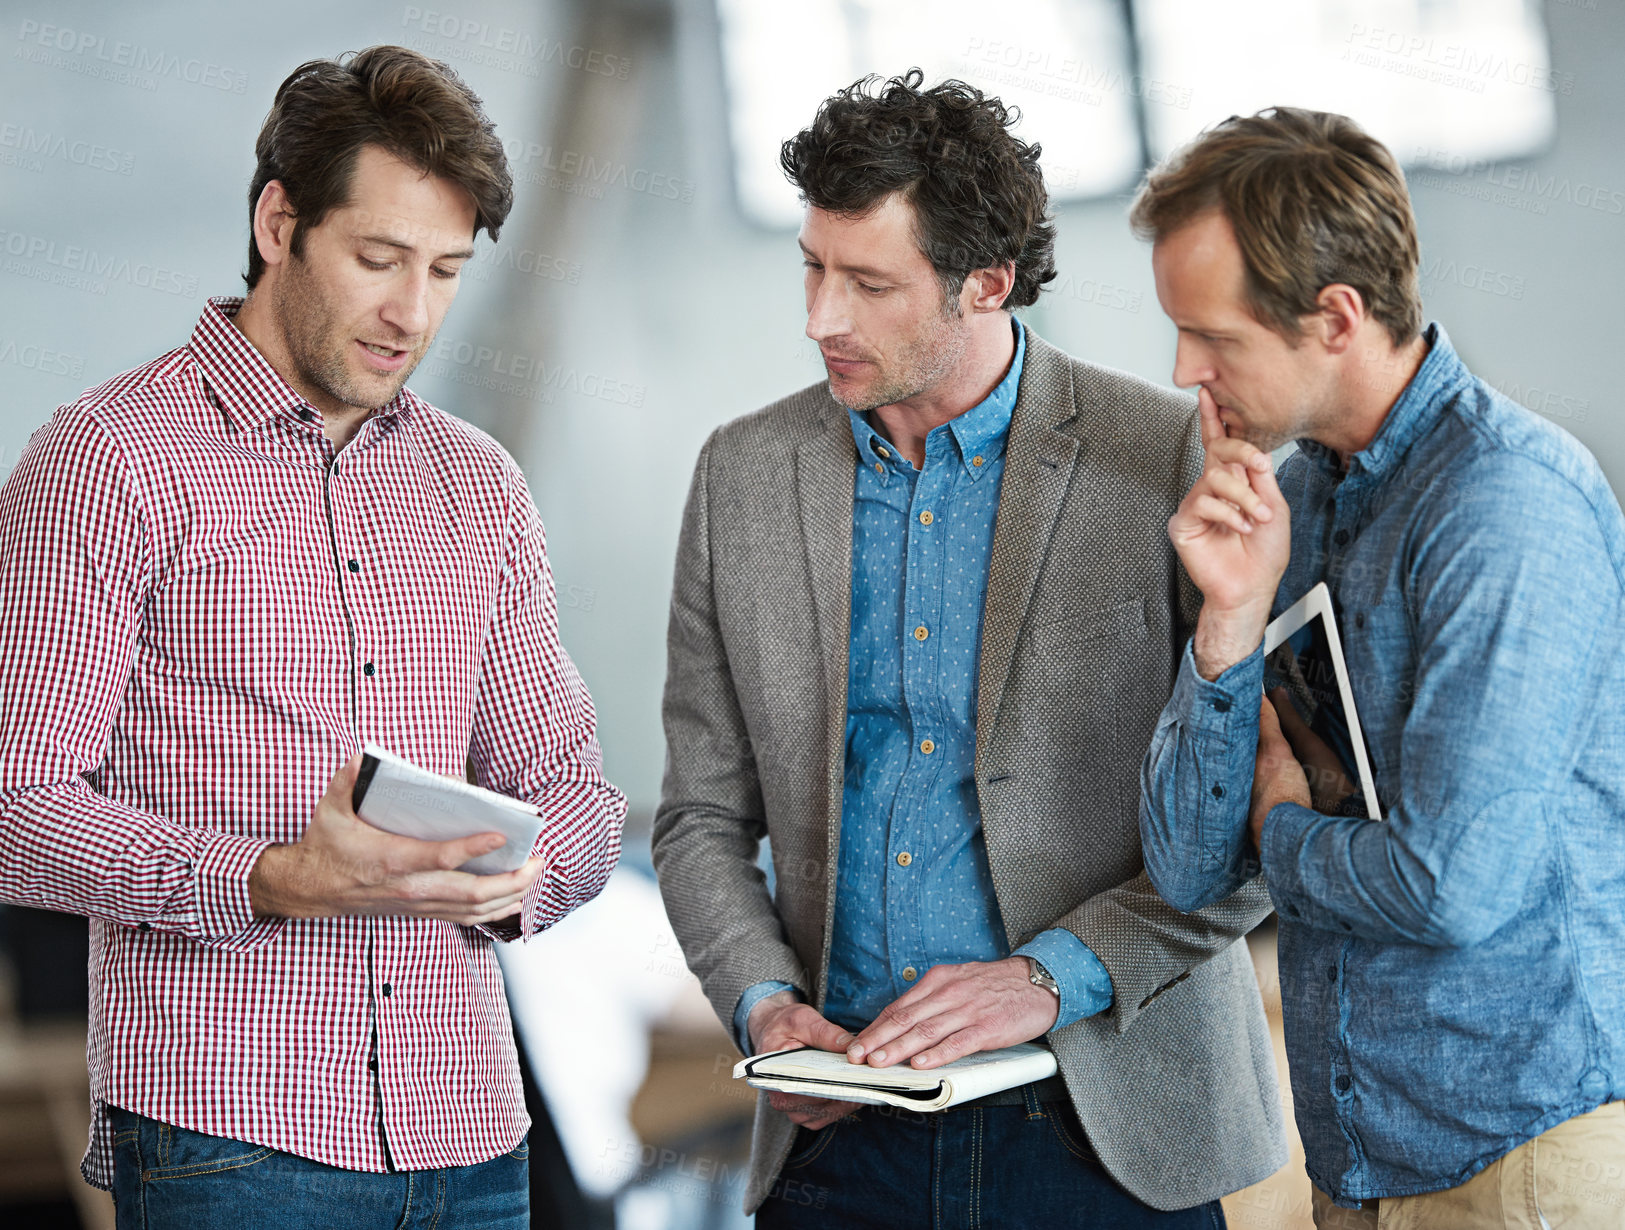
[1027,959,1059,994]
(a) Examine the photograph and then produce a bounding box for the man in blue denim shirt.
[1134,107,1625,1226]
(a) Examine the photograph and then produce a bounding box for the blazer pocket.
[1028,597,1148,660]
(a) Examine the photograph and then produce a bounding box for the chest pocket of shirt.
[1025,596,1148,663]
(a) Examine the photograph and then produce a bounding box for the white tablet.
[352,743,545,875]
[1261,582,1383,821]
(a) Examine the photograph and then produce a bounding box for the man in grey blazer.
[653,71,1286,1226]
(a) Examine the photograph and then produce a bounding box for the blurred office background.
[0,1,1619,1226]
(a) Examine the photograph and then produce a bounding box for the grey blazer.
[652,330,1287,1212]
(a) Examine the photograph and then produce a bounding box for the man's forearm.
[651,804,810,1034]
[1139,639,1265,913]
[1063,867,1274,1033]
[1192,600,1272,682]
[517,788,623,931]
[0,779,276,947]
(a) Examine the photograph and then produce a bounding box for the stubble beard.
[1213,392,1304,455]
[272,254,423,414]
[829,300,970,413]
[1225,417,1295,455]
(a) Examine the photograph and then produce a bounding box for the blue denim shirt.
[735,318,1112,1049]
[1140,325,1625,1204]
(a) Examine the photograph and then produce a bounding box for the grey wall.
[3,0,1621,830]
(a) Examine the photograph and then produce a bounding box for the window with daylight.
[1135,0,1557,172]
[715,0,1144,227]
[716,0,1557,226]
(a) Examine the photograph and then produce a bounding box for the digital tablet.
[1261,582,1383,821]
[352,743,544,875]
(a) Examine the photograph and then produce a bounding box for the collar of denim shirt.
[847,315,1026,484]
[1295,322,1474,482]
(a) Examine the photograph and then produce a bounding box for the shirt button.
[368,1057,378,1071]
[876,446,890,459]
[919,510,933,526]
[920,739,935,755]
[875,463,885,475]
[1212,699,1231,713]
[902,966,918,981]
[1327,966,1338,982]
[971,455,985,467]
[298,407,315,422]
[382,983,393,998]
[896,852,912,867]
[348,559,360,573]
[138,922,151,932]
[913,625,929,641]
[1355,613,1366,629]
[1334,530,1350,546]
[1211,784,1225,799]
[1335,1075,1352,1093]
[363,662,376,677]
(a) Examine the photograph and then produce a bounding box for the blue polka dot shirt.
[734,318,1113,1048]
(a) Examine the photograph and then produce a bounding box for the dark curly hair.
[245,45,513,289]
[780,69,1056,310]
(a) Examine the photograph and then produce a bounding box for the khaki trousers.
[1311,1101,1625,1229]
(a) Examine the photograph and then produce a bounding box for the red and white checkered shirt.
[0,297,626,1188]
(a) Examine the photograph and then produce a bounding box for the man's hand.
[747,990,860,1129]
[845,957,1058,1071]
[1250,694,1313,851]
[1268,687,1356,813]
[248,755,545,926]
[1170,388,1291,680]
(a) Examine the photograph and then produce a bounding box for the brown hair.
[1129,107,1421,347]
[245,45,513,289]
[781,69,1056,310]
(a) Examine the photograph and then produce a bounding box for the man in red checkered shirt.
[0,46,625,1229]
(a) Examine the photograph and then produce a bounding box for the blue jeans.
[755,1091,1226,1229]
[108,1107,528,1229]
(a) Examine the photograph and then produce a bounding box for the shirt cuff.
[733,980,799,1055]
[194,834,285,952]
[1014,929,1113,1030]
[1177,637,1266,878]
[1172,634,1266,726]
[473,830,568,944]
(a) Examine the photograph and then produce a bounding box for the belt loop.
[1022,1080,1043,1119]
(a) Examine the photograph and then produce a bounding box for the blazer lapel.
[795,415,856,719]
[794,413,856,993]
[977,334,1083,766]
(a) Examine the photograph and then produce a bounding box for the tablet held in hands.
[352,744,544,875]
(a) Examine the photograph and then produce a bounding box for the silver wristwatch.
[1026,956,1061,998]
